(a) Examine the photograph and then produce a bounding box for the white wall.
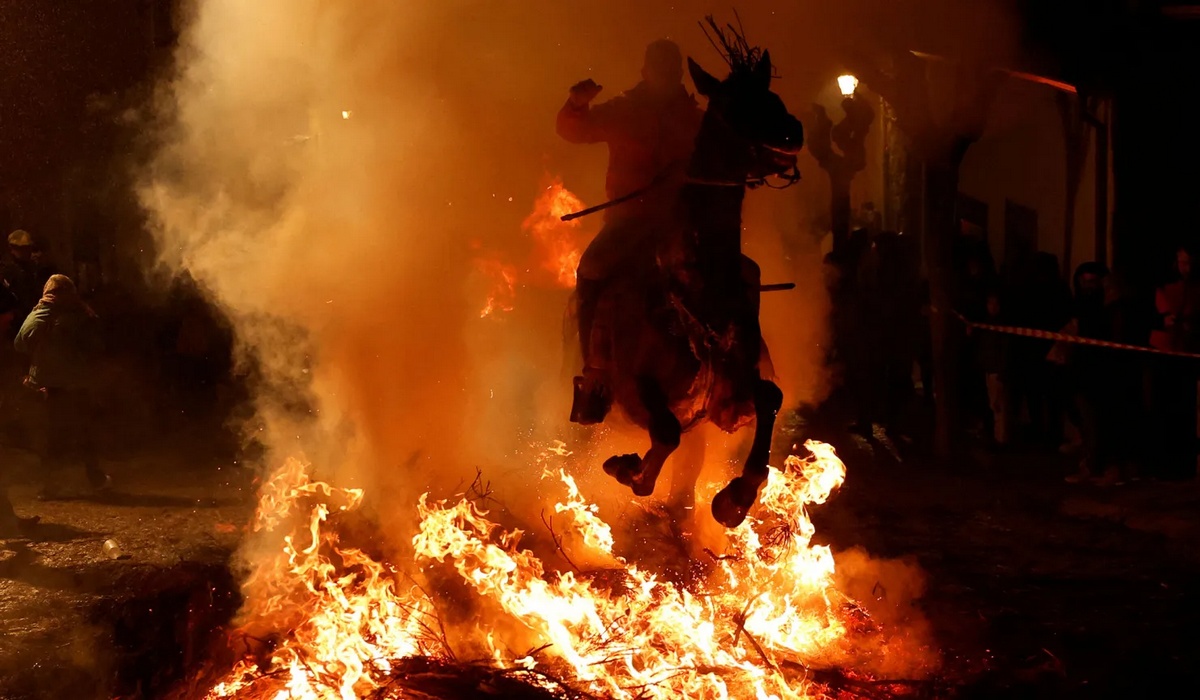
[958,79,1112,273]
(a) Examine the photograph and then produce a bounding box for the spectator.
[0,229,56,448]
[1064,264,1143,485]
[14,275,110,499]
[847,231,886,434]
[1,230,55,329]
[875,231,921,436]
[1007,252,1074,446]
[1097,273,1149,484]
[953,244,996,441]
[1148,246,1200,481]
[976,289,1010,448]
[1063,262,1110,483]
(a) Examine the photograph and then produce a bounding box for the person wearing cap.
[1,229,55,335]
[1,230,56,450]
[14,275,110,498]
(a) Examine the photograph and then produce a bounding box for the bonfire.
[177,438,934,700]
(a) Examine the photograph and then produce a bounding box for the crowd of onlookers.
[826,224,1199,485]
[0,229,99,534]
[0,227,236,536]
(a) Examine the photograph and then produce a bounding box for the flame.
[207,457,442,699]
[475,257,517,318]
[469,178,585,318]
[523,178,587,288]
[204,441,896,699]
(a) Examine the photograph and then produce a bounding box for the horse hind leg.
[603,377,680,497]
[667,427,705,514]
[712,379,783,528]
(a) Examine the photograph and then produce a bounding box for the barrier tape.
[951,311,1200,360]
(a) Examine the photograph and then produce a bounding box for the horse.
[575,47,805,529]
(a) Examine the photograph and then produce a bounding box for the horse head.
[686,50,804,185]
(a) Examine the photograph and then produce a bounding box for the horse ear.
[688,57,722,98]
[755,50,773,89]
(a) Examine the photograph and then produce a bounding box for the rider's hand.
[568,79,603,108]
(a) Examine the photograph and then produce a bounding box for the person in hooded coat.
[15,275,110,498]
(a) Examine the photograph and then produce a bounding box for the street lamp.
[811,74,875,252]
[837,74,859,98]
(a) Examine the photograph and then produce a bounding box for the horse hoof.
[630,474,657,498]
[711,477,758,529]
[603,454,642,487]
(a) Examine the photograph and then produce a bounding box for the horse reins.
[559,155,799,224]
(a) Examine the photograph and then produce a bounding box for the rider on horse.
[556,19,804,527]
[557,39,704,425]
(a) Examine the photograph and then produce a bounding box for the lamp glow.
[837,74,859,97]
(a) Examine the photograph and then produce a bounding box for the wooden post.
[1094,102,1109,268]
[1057,93,1088,278]
[809,97,875,253]
[847,50,1003,460]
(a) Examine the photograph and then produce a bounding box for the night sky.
[0,1,166,178]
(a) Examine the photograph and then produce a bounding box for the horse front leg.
[603,376,680,497]
[712,378,783,528]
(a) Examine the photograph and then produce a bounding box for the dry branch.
[539,510,582,573]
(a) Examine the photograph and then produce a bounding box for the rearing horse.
[575,44,804,529]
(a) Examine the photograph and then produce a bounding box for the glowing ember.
[204,441,889,699]
[523,178,587,288]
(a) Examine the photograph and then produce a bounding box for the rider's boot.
[571,367,611,425]
[571,278,611,425]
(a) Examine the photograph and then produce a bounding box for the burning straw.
[185,441,935,700]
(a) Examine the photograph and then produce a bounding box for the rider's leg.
[570,226,618,425]
[575,221,624,371]
[575,277,604,368]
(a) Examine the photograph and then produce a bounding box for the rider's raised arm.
[556,99,614,144]
[556,79,612,144]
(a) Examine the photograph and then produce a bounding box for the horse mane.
[699,13,777,80]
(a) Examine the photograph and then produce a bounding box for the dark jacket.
[0,256,54,332]
[14,302,102,389]
[557,82,703,222]
[977,322,1009,375]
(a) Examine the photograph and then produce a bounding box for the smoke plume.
[139,0,1020,532]
[134,2,1026,690]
